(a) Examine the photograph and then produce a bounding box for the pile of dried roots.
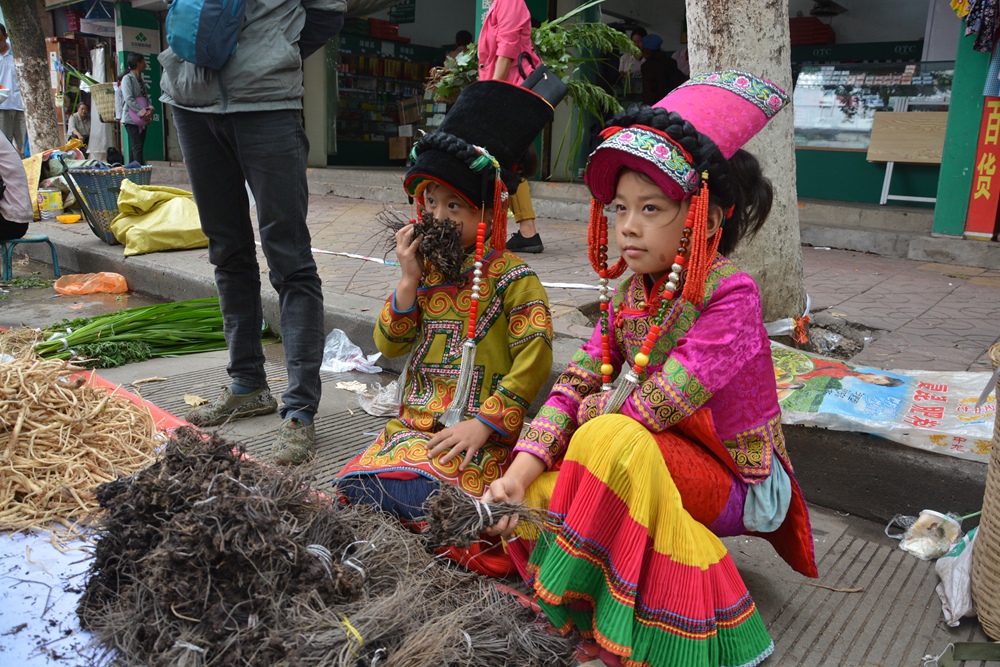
[0,355,159,533]
[379,208,467,283]
[78,429,576,667]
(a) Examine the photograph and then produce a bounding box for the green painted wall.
[796,150,939,207]
[933,24,991,235]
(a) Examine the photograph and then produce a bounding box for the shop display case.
[793,61,954,151]
[329,32,444,165]
[334,32,442,149]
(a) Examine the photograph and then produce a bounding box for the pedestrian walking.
[478,0,544,254]
[161,0,346,465]
[119,53,154,165]
[0,24,26,157]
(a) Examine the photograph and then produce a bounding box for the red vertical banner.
[965,97,1000,240]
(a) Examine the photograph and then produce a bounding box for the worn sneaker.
[185,387,278,427]
[271,417,316,466]
[506,231,544,254]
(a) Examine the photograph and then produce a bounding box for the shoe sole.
[186,402,278,427]
[511,246,543,254]
[273,450,315,466]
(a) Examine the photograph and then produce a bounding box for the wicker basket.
[64,166,153,245]
[90,82,117,124]
[972,342,1000,640]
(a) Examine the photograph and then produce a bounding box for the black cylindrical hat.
[404,80,554,207]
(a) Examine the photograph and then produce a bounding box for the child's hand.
[395,224,423,284]
[426,418,494,470]
[482,477,526,538]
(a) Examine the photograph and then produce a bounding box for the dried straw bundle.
[0,356,159,533]
[0,327,42,358]
[79,429,577,667]
[378,207,467,282]
[423,482,557,549]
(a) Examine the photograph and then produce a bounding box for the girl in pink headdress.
[485,71,819,667]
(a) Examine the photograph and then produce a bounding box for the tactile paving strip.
[763,524,990,666]
[130,362,389,489]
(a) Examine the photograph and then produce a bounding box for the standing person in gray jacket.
[159,0,346,465]
[120,53,154,164]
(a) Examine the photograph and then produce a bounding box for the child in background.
[486,71,819,666]
[334,80,555,575]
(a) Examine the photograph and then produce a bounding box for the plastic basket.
[91,82,117,124]
[64,165,153,245]
[971,342,1000,640]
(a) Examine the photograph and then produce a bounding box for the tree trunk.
[684,0,807,323]
[0,0,60,155]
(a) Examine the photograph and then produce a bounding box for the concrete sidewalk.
[6,190,1000,523]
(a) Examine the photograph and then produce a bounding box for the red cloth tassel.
[491,176,507,252]
[681,185,720,306]
[587,198,627,279]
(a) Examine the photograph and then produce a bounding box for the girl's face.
[423,182,487,250]
[613,170,689,281]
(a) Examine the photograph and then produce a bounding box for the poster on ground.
[771,342,996,464]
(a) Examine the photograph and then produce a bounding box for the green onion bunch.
[34,298,233,368]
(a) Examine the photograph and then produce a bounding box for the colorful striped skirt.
[526,414,773,667]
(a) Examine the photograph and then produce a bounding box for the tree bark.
[684,0,807,323]
[0,0,60,155]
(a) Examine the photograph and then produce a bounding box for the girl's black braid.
[413,132,521,193]
[609,105,735,210]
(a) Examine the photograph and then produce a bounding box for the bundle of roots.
[423,483,557,549]
[378,207,467,283]
[78,428,576,667]
[0,355,159,534]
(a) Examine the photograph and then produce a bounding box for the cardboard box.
[388,136,412,160]
[398,96,421,125]
[398,124,414,138]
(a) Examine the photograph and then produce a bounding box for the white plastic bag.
[358,381,401,417]
[899,510,963,560]
[320,329,382,374]
[935,528,978,626]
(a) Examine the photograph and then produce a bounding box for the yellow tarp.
[110,180,208,257]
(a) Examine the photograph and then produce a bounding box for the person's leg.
[0,219,28,241]
[510,178,537,237]
[13,111,26,156]
[171,107,274,416]
[0,110,14,152]
[124,124,142,164]
[135,126,146,165]
[506,178,543,253]
[228,110,324,425]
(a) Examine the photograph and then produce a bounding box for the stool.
[1,233,61,280]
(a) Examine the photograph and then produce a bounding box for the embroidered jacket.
[337,241,553,497]
[515,255,789,484]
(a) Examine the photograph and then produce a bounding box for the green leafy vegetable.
[34,298,236,369]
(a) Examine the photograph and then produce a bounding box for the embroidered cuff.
[514,404,574,469]
[477,393,526,439]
